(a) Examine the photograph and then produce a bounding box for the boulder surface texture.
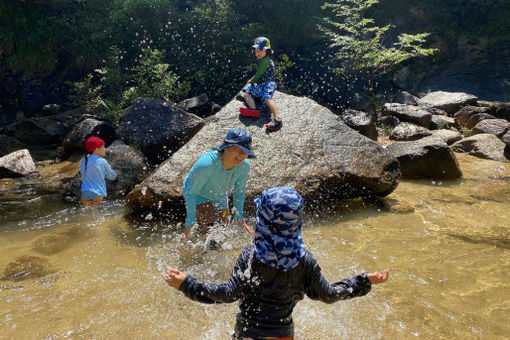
[0,149,38,178]
[126,92,401,213]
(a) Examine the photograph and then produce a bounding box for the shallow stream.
[1,153,509,339]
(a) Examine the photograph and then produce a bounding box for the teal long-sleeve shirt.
[183,150,250,227]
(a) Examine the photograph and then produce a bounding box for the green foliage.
[274,54,296,90]
[460,127,473,137]
[320,0,438,93]
[70,48,190,124]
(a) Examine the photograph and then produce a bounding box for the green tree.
[320,0,437,95]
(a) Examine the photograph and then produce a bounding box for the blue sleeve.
[184,155,214,226]
[232,161,250,221]
[100,159,117,181]
[179,246,254,303]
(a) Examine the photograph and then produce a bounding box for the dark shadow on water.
[447,233,510,250]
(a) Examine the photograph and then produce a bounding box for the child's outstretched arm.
[162,246,255,304]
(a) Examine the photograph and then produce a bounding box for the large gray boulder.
[417,91,478,115]
[472,119,510,138]
[454,106,495,129]
[430,115,455,129]
[64,140,149,201]
[451,134,508,162]
[62,118,116,156]
[502,130,510,147]
[386,135,462,179]
[126,92,401,212]
[341,109,378,141]
[116,98,205,164]
[389,122,432,141]
[477,100,510,121]
[431,129,463,145]
[3,117,67,145]
[0,149,39,178]
[382,103,432,128]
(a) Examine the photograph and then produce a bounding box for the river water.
[0,153,509,339]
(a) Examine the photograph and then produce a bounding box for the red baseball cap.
[85,136,105,153]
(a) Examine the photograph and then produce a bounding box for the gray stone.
[341,109,378,141]
[451,134,508,162]
[178,93,213,118]
[5,117,67,145]
[382,103,432,128]
[126,92,401,212]
[502,130,510,146]
[430,115,455,129]
[0,149,38,178]
[454,106,494,129]
[376,115,400,128]
[417,91,478,115]
[116,98,205,164]
[386,135,462,179]
[431,129,463,145]
[392,91,419,105]
[389,122,432,141]
[477,100,510,121]
[472,119,510,138]
[62,118,116,156]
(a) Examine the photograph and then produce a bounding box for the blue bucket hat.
[217,128,255,159]
[253,187,305,271]
[252,37,273,53]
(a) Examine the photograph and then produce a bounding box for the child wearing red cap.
[80,136,117,205]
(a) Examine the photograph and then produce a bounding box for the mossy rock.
[2,255,56,281]
[32,225,92,256]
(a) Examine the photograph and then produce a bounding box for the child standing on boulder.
[240,37,282,131]
[80,136,116,205]
[163,186,389,339]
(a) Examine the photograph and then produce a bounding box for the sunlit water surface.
[0,154,509,339]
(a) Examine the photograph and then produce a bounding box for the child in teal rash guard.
[240,37,282,131]
[182,128,256,240]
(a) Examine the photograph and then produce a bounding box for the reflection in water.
[0,154,509,339]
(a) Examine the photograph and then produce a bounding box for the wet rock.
[1,255,56,281]
[0,149,39,178]
[379,197,415,213]
[116,98,205,164]
[389,122,432,141]
[63,140,149,200]
[430,115,455,129]
[41,104,61,116]
[431,129,463,145]
[386,135,462,179]
[177,94,214,118]
[376,115,400,128]
[477,100,510,121]
[392,91,419,105]
[341,109,377,141]
[501,130,510,147]
[451,134,508,162]
[453,106,494,129]
[32,226,93,256]
[382,103,432,128]
[0,135,23,157]
[62,118,116,156]
[126,91,401,212]
[472,119,510,138]
[4,117,67,145]
[469,180,510,202]
[417,91,478,115]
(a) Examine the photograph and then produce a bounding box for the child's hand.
[162,268,186,289]
[237,219,254,237]
[367,269,390,284]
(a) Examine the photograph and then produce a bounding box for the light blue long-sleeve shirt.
[183,150,250,227]
[80,154,117,197]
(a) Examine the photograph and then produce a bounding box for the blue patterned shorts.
[246,81,276,107]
